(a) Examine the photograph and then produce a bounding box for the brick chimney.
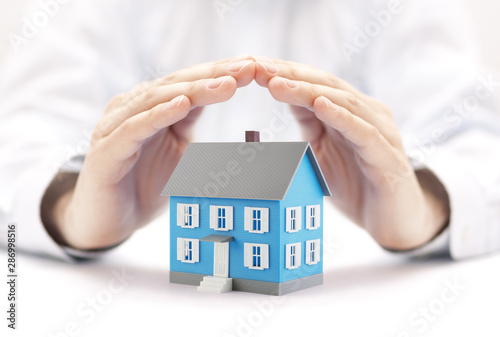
[245,131,260,143]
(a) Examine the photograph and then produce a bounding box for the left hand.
[254,57,450,250]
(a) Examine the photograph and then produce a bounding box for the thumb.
[170,106,204,143]
[290,105,325,144]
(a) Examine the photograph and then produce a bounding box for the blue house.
[162,131,331,295]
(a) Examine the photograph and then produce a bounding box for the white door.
[213,242,229,278]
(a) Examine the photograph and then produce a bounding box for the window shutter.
[192,204,199,228]
[177,204,184,227]
[192,239,199,262]
[244,207,252,231]
[261,208,269,233]
[305,240,312,265]
[226,206,233,230]
[286,208,292,232]
[296,208,302,231]
[261,244,269,269]
[296,243,302,267]
[244,243,252,267]
[210,205,216,229]
[285,244,291,269]
[177,238,183,261]
[305,206,312,230]
[314,239,321,263]
[315,205,321,228]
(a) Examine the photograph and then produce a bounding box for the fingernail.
[207,76,231,89]
[164,95,185,110]
[228,60,253,72]
[281,77,298,89]
[258,61,279,74]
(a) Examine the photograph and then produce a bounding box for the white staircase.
[197,276,232,293]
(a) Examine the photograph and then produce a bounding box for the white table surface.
[2,205,499,337]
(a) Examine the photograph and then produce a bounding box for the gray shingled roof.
[161,142,331,200]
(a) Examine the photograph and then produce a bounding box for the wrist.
[416,168,451,236]
[41,172,78,246]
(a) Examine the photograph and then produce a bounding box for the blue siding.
[169,153,325,284]
[279,154,324,282]
[170,196,281,282]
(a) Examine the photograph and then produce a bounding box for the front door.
[213,242,229,278]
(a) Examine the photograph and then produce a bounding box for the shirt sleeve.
[362,0,500,259]
[0,0,141,260]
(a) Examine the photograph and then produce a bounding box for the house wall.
[279,154,324,283]
[170,196,282,283]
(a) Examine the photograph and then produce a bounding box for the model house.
[162,131,331,295]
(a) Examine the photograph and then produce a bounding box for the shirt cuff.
[386,227,450,258]
[411,148,492,259]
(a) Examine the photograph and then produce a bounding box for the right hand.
[43,55,256,250]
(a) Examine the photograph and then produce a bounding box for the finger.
[268,76,385,129]
[105,55,255,113]
[313,96,394,168]
[97,76,237,137]
[103,95,191,163]
[255,58,363,98]
[170,106,203,144]
[289,105,327,145]
[159,55,256,88]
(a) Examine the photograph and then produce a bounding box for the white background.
[1,1,500,337]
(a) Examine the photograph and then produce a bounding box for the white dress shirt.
[0,0,499,260]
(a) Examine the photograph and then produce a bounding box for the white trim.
[286,207,302,233]
[285,243,301,269]
[177,238,200,263]
[305,239,321,265]
[244,207,269,233]
[177,203,199,228]
[244,243,252,267]
[244,243,269,270]
[305,205,320,230]
[210,206,233,231]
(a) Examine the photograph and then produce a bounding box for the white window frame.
[244,207,269,233]
[305,205,320,230]
[176,238,199,263]
[285,243,301,269]
[305,239,321,265]
[210,206,233,231]
[177,203,199,228]
[286,207,302,233]
[244,243,269,270]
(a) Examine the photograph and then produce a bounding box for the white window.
[177,204,199,228]
[176,238,199,263]
[244,207,269,233]
[244,243,269,270]
[305,205,320,230]
[210,206,233,231]
[286,207,302,233]
[285,243,301,269]
[305,239,321,265]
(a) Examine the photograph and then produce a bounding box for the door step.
[197,276,232,293]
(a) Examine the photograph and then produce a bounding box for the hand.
[255,57,450,250]
[42,56,256,250]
